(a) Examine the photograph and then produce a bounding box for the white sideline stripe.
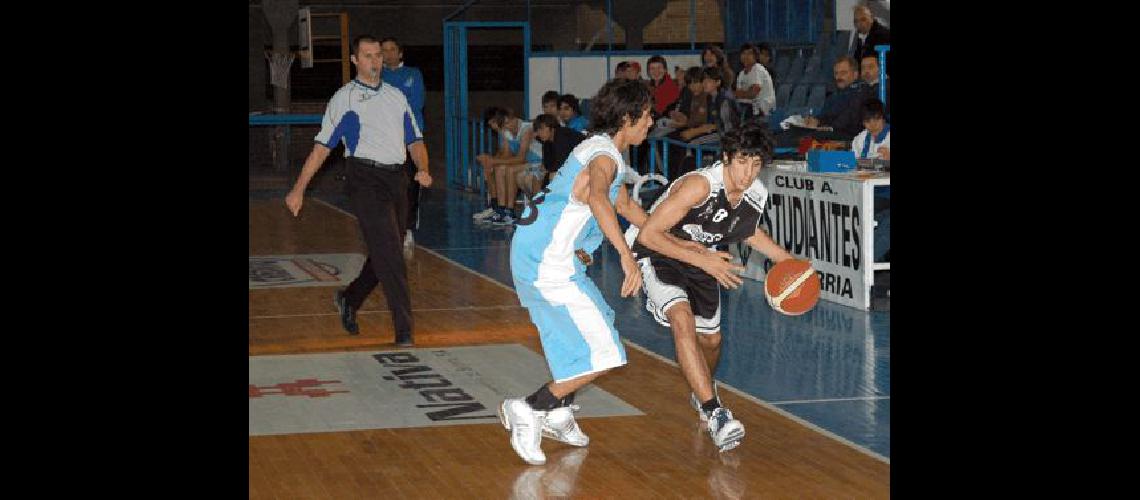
[620,340,891,465]
[770,396,891,405]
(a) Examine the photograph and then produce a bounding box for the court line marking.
[312,197,889,465]
[621,340,890,465]
[251,305,524,320]
[769,396,891,405]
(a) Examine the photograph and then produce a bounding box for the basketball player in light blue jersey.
[498,79,705,465]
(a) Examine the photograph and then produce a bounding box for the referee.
[285,34,432,347]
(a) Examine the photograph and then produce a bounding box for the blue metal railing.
[875,44,890,108]
[450,115,493,199]
[248,114,322,125]
[249,114,324,171]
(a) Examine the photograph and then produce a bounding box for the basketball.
[764,259,821,315]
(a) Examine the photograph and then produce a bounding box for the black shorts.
[638,255,721,334]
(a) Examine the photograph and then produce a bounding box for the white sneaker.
[472,207,496,220]
[690,384,721,422]
[707,407,745,453]
[402,230,415,260]
[542,405,589,447]
[499,398,547,465]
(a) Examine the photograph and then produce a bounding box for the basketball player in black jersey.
[625,122,794,452]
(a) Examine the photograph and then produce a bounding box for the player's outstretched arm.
[745,228,794,263]
[585,155,641,297]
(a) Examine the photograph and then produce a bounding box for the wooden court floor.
[249,197,890,499]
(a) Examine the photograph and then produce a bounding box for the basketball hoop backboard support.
[298,7,313,68]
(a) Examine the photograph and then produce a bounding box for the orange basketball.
[764,259,821,315]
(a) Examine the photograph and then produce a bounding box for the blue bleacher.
[800,56,824,84]
[773,54,792,82]
[806,84,827,111]
[788,84,810,110]
[783,55,806,85]
[775,84,793,110]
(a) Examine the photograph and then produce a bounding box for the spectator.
[852,98,889,160]
[557,94,589,134]
[852,97,891,263]
[646,55,681,120]
[755,42,777,85]
[701,44,736,94]
[629,61,643,81]
[860,54,889,115]
[664,67,730,179]
[514,114,560,198]
[851,4,890,74]
[379,36,427,260]
[542,90,561,119]
[614,61,631,80]
[801,56,867,139]
[533,113,586,185]
[734,43,776,121]
[475,106,543,226]
[776,56,869,147]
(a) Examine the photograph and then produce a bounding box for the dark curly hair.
[588,79,654,136]
[557,94,580,115]
[720,121,774,164]
[482,106,514,129]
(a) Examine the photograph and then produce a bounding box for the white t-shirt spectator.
[736,63,775,116]
[851,126,891,159]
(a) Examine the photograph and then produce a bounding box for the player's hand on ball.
[703,251,745,289]
[619,254,643,298]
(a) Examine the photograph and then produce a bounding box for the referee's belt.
[348,157,404,171]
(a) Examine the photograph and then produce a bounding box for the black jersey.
[629,161,768,260]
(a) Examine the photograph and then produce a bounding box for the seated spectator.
[557,94,589,134]
[532,113,587,189]
[852,97,891,263]
[614,61,632,80]
[852,98,890,160]
[734,42,776,121]
[663,66,731,179]
[474,106,543,226]
[860,54,890,116]
[701,44,736,95]
[629,61,643,81]
[777,56,868,146]
[756,42,777,86]
[541,90,561,119]
[646,55,681,121]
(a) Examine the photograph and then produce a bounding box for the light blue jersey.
[511,134,627,298]
[502,120,543,165]
[509,134,629,382]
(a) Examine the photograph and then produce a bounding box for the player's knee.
[665,305,696,332]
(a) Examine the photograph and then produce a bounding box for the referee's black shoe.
[333,288,359,335]
[395,333,414,347]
